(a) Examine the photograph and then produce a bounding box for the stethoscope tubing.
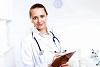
[50,31,61,53]
[32,31,62,55]
[34,37,42,51]
[32,32,44,55]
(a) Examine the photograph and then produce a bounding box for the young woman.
[21,3,69,67]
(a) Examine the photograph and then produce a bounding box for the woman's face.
[30,8,48,31]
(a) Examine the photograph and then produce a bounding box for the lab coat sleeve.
[21,37,39,67]
[68,49,80,67]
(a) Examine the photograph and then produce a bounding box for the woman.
[21,3,69,67]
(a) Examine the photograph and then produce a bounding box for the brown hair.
[29,3,48,18]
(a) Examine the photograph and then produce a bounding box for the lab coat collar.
[33,27,53,39]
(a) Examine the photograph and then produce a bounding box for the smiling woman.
[21,3,70,67]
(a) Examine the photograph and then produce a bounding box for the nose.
[37,18,41,23]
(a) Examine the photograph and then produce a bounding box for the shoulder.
[22,33,32,42]
[21,32,33,48]
[21,31,38,46]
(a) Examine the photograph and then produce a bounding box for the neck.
[38,27,48,34]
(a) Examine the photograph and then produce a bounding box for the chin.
[38,26,43,29]
[37,26,45,29]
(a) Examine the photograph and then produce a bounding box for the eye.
[32,16,37,20]
[40,15,45,18]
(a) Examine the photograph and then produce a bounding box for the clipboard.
[50,51,75,67]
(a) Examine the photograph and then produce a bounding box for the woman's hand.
[53,54,69,67]
[53,53,61,61]
[60,63,69,67]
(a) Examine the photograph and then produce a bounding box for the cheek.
[44,22,46,26]
[32,22,37,27]
[32,20,37,24]
[42,18,47,24]
[33,23,37,26]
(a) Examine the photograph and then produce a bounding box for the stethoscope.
[32,31,67,55]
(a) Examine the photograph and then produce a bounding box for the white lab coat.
[21,27,80,67]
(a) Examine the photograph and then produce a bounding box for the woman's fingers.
[53,54,61,60]
[60,63,69,67]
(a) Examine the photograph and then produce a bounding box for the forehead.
[30,8,46,16]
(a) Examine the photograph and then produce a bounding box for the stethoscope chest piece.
[39,50,44,55]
